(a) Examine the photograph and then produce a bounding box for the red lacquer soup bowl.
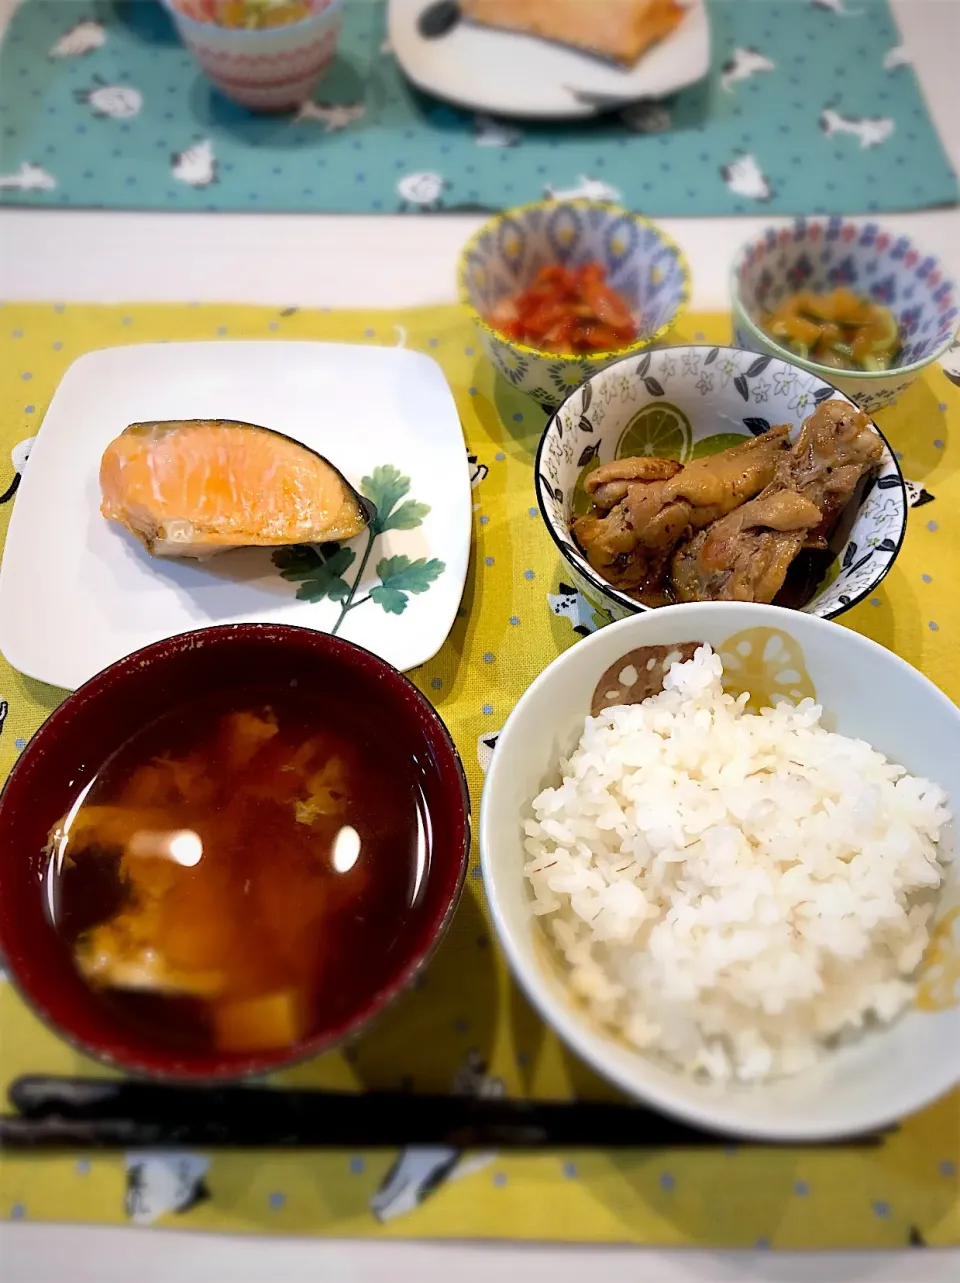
[0,624,470,1080]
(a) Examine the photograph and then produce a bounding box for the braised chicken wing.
[779,399,884,545]
[671,490,823,604]
[572,426,791,602]
[671,401,884,604]
[571,400,883,608]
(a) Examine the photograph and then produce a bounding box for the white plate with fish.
[0,342,472,690]
[389,0,711,120]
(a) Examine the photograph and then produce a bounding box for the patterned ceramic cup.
[164,0,343,113]
[458,201,690,410]
[534,344,906,623]
[730,218,959,415]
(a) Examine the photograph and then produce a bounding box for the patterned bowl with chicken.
[534,345,907,623]
[458,201,690,409]
[730,218,959,415]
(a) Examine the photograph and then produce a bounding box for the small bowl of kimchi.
[731,218,959,415]
[458,200,690,409]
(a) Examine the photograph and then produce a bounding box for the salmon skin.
[99,419,371,559]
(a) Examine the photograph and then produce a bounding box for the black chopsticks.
[0,1075,892,1150]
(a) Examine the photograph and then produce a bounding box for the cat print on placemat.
[721,153,772,202]
[369,1050,505,1223]
[75,77,143,120]
[295,101,365,132]
[619,102,671,134]
[124,1153,210,1226]
[883,45,910,71]
[904,480,936,509]
[397,171,448,212]
[811,0,862,15]
[0,163,56,193]
[477,730,500,774]
[819,105,894,149]
[49,19,107,59]
[1,438,35,505]
[172,140,217,188]
[473,115,521,148]
[720,47,775,93]
[544,176,621,204]
[468,453,489,489]
[549,583,602,638]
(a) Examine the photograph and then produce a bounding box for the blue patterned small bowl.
[535,344,906,623]
[458,201,690,409]
[731,218,959,416]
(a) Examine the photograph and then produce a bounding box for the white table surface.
[1,0,959,312]
[1,0,959,1279]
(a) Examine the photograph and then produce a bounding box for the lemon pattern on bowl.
[571,401,693,516]
[571,456,601,518]
[717,627,816,711]
[617,401,693,463]
[690,431,753,460]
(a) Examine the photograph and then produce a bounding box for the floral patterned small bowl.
[535,344,906,622]
[731,218,959,415]
[458,201,690,409]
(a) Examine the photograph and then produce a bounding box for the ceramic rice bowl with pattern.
[731,218,959,416]
[458,201,690,409]
[535,345,906,623]
[480,602,960,1140]
[164,0,344,113]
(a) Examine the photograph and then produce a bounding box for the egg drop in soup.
[43,684,431,1054]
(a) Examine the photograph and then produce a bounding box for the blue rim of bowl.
[729,219,960,383]
[162,0,344,36]
[457,200,692,365]
[534,344,909,623]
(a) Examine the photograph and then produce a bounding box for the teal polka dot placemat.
[0,0,956,216]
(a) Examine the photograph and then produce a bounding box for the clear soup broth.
[44,683,431,1055]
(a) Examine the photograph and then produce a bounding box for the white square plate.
[0,342,471,690]
[389,0,710,120]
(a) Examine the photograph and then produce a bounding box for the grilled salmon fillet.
[100,419,370,558]
[460,0,684,65]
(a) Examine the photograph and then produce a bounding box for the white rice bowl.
[480,603,960,1139]
[524,646,950,1084]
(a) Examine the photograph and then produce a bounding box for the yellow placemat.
[1,302,958,1248]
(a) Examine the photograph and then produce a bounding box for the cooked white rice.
[524,646,951,1082]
